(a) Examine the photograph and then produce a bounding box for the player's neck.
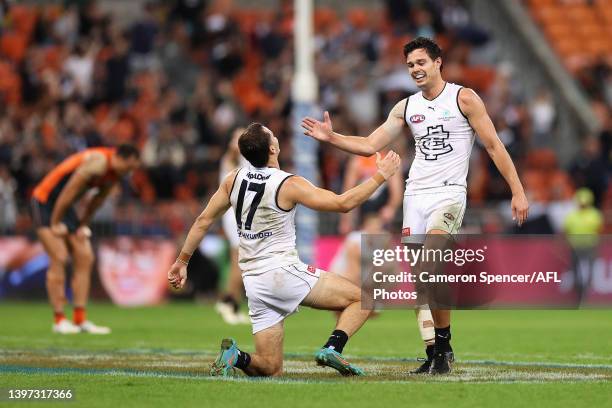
[266,158,280,169]
[421,79,446,101]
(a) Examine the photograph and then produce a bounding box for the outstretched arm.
[277,151,401,213]
[168,170,235,289]
[301,99,408,156]
[458,88,529,225]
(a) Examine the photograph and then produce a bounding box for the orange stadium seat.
[543,23,574,40]
[8,5,37,38]
[527,0,558,8]
[566,5,599,24]
[552,37,582,57]
[532,6,567,24]
[0,32,28,62]
[461,66,496,93]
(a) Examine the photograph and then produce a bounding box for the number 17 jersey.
[229,165,299,275]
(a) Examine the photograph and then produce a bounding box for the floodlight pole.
[292,0,318,264]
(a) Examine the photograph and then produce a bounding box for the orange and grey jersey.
[32,147,119,204]
[403,82,475,195]
[229,165,300,275]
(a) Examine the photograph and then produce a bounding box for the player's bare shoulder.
[222,168,242,195]
[382,97,411,137]
[77,151,108,178]
[457,87,485,117]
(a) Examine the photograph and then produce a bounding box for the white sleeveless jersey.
[403,82,475,195]
[229,165,299,275]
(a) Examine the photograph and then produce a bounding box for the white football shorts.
[243,262,321,334]
[401,190,466,244]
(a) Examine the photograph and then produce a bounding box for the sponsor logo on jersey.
[306,265,317,275]
[238,230,273,239]
[418,125,453,160]
[439,109,456,122]
[402,227,411,236]
[246,172,271,181]
[410,114,426,124]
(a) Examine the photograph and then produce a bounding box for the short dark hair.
[116,144,140,159]
[403,36,442,61]
[238,123,271,168]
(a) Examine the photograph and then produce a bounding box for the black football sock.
[221,294,240,312]
[426,344,435,360]
[434,326,451,353]
[234,349,251,370]
[323,330,349,354]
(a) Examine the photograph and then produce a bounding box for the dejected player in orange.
[31,145,140,334]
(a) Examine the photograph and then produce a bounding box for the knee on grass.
[254,359,282,377]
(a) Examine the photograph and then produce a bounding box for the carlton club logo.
[418,125,453,160]
[410,114,426,124]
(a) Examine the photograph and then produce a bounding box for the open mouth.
[413,73,426,80]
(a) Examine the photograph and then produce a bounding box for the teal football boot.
[315,348,365,376]
[210,338,239,377]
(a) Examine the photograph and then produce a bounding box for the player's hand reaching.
[376,151,401,180]
[301,111,334,142]
[511,192,529,226]
[168,262,187,290]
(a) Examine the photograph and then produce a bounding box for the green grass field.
[1,302,611,407]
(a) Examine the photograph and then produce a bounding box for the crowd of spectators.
[0,0,610,236]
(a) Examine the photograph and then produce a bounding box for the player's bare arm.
[168,169,235,289]
[50,152,107,236]
[278,151,401,213]
[458,88,529,225]
[381,166,404,223]
[79,185,113,230]
[301,100,407,156]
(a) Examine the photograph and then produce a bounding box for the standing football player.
[31,145,140,334]
[301,37,529,374]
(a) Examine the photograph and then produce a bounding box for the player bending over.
[302,37,529,374]
[31,145,140,334]
[168,123,400,376]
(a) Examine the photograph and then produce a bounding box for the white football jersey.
[403,82,475,195]
[229,165,299,275]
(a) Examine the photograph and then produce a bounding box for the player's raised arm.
[278,151,401,213]
[50,152,107,235]
[301,99,408,156]
[458,87,529,225]
[168,170,235,289]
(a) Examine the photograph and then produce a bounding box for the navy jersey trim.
[229,167,242,197]
[403,96,411,127]
[275,175,295,212]
[457,87,469,120]
[422,81,447,102]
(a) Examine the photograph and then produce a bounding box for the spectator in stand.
[569,137,608,208]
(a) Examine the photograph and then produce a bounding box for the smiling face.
[406,47,442,89]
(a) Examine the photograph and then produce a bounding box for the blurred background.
[0,0,611,305]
